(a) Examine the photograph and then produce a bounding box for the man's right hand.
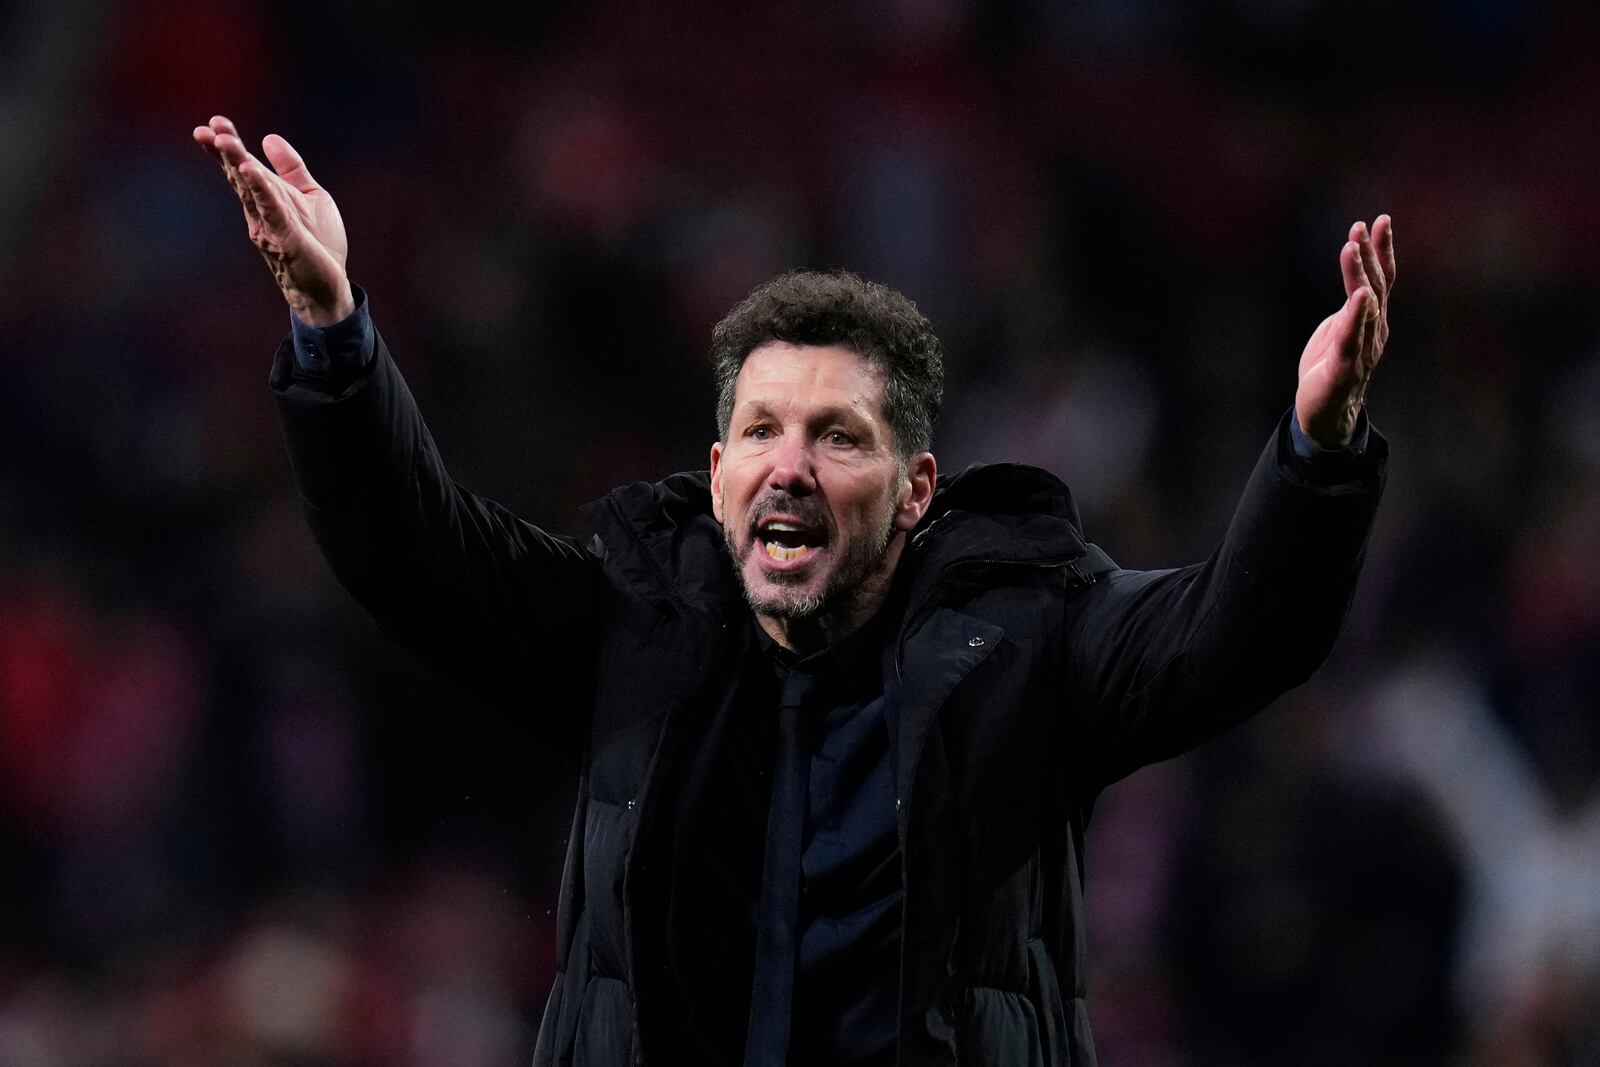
[193,115,355,327]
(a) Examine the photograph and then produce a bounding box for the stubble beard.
[726,488,900,626]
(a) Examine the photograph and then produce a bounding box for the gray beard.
[726,494,899,623]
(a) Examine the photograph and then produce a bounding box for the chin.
[742,562,831,620]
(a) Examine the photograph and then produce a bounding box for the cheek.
[713,449,750,518]
[836,481,897,539]
[721,480,755,533]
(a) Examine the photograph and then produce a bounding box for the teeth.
[764,521,805,532]
[764,541,813,561]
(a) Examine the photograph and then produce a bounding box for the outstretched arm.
[198,116,602,760]
[1065,218,1394,786]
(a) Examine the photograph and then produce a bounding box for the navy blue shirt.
[759,602,904,1067]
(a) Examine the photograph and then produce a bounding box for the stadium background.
[2,1,1598,1062]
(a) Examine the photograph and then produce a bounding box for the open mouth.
[754,517,827,564]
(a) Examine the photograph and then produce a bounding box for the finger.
[1354,221,1387,308]
[210,133,263,213]
[214,132,282,198]
[208,115,240,139]
[194,124,239,169]
[1357,285,1379,367]
[261,134,319,193]
[1372,214,1397,292]
[213,131,255,170]
[212,132,249,185]
[1338,287,1373,364]
[193,126,228,168]
[239,158,296,236]
[1339,240,1369,300]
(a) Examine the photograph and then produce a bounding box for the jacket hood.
[581,463,1091,618]
[913,462,1087,555]
[580,472,736,619]
[902,463,1092,616]
[921,462,1085,527]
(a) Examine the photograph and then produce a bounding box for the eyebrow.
[736,400,873,430]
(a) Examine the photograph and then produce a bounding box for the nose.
[768,434,818,496]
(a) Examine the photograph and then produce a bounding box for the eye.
[824,429,856,447]
[747,425,774,441]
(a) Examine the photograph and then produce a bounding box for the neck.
[757,535,906,655]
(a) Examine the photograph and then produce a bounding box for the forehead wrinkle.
[733,344,887,430]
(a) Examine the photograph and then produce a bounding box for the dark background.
[2,1,1598,1063]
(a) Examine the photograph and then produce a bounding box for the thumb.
[261,133,318,193]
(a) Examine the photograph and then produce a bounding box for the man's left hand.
[1295,215,1396,448]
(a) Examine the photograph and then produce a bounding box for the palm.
[1293,217,1396,448]
[262,178,346,273]
[1295,308,1364,441]
[251,172,348,310]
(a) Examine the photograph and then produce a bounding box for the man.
[195,114,1394,1066]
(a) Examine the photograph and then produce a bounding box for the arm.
[198,116,601,760]
[1065,217,1396,786]
[273,325,602,760]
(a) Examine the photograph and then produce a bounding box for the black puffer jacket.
[272,333,1386,1066]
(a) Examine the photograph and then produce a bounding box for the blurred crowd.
[2,0,1598,1063]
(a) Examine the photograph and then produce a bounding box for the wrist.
[1296,405,1358,451]
[289,280,356,328]
[289,284,372,376]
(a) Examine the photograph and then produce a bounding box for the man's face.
[710,342,931,623]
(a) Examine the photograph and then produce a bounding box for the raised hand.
[1295,215,1396,448]
[193,115,354,326]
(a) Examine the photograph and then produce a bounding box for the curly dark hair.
[710,270,945,459]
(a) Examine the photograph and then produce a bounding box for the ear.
[893,451,937,532]
[709,441,725,525]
